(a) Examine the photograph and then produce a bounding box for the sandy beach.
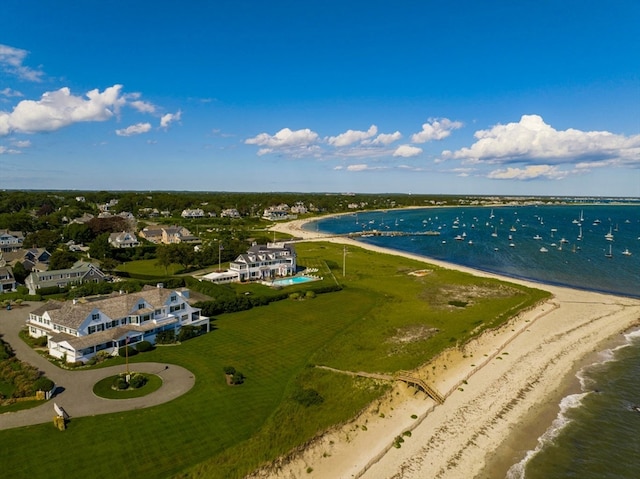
[247,217,640,479]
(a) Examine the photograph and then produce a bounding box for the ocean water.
[306,203,640,478]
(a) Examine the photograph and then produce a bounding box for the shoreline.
[254,216,640,479]
[294,207,640,300]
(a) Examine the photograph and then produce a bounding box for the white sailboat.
[605,226,614,241]
[605,244,613,258]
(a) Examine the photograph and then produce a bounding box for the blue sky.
[1,1,639,196]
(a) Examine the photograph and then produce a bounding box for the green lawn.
[117,258,182,276]
[0,241,549,479]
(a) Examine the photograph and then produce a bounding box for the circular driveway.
[0,303,195,430]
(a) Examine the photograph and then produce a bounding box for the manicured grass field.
[0,241,549,479]
[117,258,182,276]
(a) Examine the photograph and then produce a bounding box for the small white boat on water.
[605,226,614,241]
[622,248,632,256]
[539,247,549,253]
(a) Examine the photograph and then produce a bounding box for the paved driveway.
[0,302,195,430]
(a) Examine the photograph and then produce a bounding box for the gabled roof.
[37,285,186,329]
[0,230,24,240]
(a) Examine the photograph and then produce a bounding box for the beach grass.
[0,241,548,479]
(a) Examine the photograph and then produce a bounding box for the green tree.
[11,262,28,284]
[155,245,173,275]
[169,243,194,271]
[89,233,111,260]
[48,250,79,270]
[64,223,95,245]
[23,229,61,251]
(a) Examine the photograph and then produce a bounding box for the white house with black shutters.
[229,242,297,281]
[26,285,209,363]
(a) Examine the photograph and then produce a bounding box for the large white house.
[229,242,297,282]
[26,285,209,363]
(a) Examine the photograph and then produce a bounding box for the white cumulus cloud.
[160,110,182,128]
[245,127,319,156]
[442,114,640,167]
[115,122,152,137]
[411,118,463,143]
[327,125,378,147]
[346,164,370,171]
[487,165,568,180]
[393,144,423,157]
[0,44,44,82]
[0,85,126,136]
[366,131,402,146]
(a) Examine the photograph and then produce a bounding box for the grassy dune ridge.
[0,242,548,479]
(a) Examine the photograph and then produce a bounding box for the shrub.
[135,340,153,353]
[113,376,128,390]
[231,371,245,385]
[292,388,324,407]
[129,373,147,389]
[118,345,138,358]
[33,377,54,393]
[155,330,176,344]
[96,350,111,361]
[34,336,48,347]
[223,366,236,375]
[305,290,316,299]
[178,325,205,342]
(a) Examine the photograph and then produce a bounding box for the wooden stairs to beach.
[395,371,445,404]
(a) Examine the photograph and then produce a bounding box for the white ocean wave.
[505,392,589,479]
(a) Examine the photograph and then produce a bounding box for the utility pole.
[343,245,347,277]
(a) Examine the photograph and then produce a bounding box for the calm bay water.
[307,203,640,478]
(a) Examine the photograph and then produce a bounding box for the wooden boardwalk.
[316,366,445,404]
[395,370,445,404]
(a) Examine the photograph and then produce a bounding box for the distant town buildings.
[181,208,205,219]
[108,231,140,249]
[138,225,201,245]
[220,208,241,218]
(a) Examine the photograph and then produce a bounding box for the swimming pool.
[270,276,318,287]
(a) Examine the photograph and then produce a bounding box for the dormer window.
[92,313,100,321]
[138,302,145,310]
[170,295,177,302]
